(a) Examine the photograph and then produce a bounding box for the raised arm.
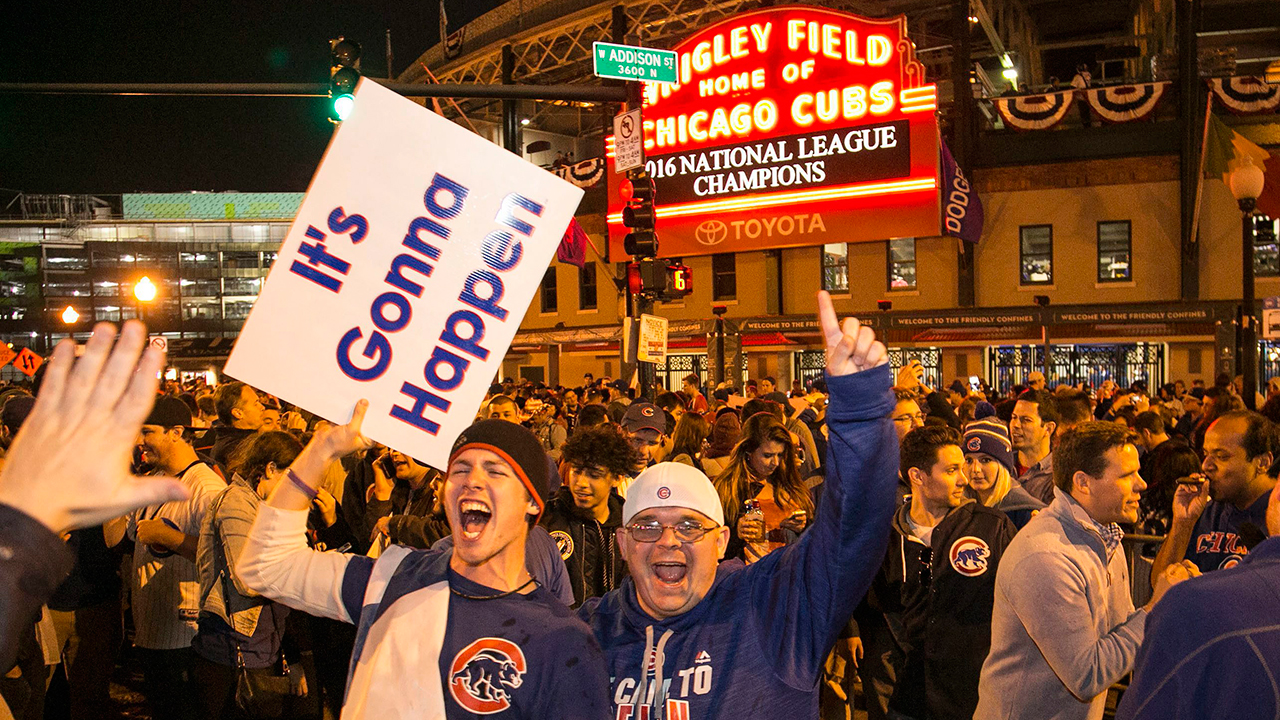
[238,401,376,623]
[748,292,898,688]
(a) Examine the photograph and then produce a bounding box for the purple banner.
[940,141,984,243]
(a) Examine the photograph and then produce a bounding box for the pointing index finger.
[816,291,842,346]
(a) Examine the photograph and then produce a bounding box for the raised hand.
[817,291,887,377]
[1171,477,1209,526]
[0,321,189,534]
[316,400,374,462]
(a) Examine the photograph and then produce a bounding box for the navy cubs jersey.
[339,545,611,719]
[1184,492,1270,572]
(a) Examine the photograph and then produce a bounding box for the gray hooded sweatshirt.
[974,488,1146,720]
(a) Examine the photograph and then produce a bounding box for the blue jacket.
[1116,534,1280,719]
[577,366,898,720]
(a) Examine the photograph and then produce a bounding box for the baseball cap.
[621,402,664,434]
[622,462,725,526]
[144,396,193,428]
[448,419,550,519]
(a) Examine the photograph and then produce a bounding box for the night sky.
[2,1,501,198]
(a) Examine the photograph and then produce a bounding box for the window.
[578,262,598,310]
[712,253,736,300]
[223,277,262,296]
[822,243,849,293]
[1097,221,1131,282]
[179,278,220,297]
[540,267,557,313]
[888,238,916,290]
[231,224,270,242]
[1255,216,1279,278]
[179,251,219,270]
[1020,225,1053,285]
[222,250,260,270]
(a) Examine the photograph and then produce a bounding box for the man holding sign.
[238,414,611,718]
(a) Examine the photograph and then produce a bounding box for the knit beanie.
[448,419,550,518]
[973,401,997,420]
[962,417,1017,477]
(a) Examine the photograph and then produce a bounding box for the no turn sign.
[613,108,644,173]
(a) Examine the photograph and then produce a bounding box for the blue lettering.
[403,216,447,257]
[459,270,508,321]
[327,207,369,243]
[390,382,451,435]
[424,346,470,391]
[424,173,469,220]
[494,193,544,236]
[385,253,434,297]
[336,328,390,381]
[440,309,490,361]
[480,231,523,272]
[371,292,411,333]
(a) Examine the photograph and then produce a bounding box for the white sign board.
[637,313,669,363]
[224,79,584,468]
[1264,308,1280,340]
[613,108,644,174]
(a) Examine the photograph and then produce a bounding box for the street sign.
[613,108,644,173]
[149,336,168,352]
[637,313,669,363]
[13,348,42,377]
[593,42,677,84]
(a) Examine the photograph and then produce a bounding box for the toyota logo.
[695,220,728,246]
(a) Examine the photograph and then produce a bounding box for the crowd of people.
[0,307,1278,720]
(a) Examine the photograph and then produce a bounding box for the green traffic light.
[333,93,355,121]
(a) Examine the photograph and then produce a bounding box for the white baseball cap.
[622,462,725,527]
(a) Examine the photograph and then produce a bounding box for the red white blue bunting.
[552,157,605,188]
[1085,82,1169,123]
[994,90,1075,131]
[1210,77,1280,115]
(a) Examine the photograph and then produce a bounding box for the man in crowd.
[1152,410,1275,577]
[1010,389,1058,504]
[760,375,777,396]
[876,425,1015,719]
[577,291,898,719]
[540,426,639,606]
[618,402,666,490]
[562,387,581,431]
[681,373,709,414]
[210,380,265,471]
[108,396,225,719]
[1174,392,1204,438]
[891,388,927,443]
[975,423,1197,720]
[486,394,521,423]
[240,412,612,717]
[1054,388,1094,437]
[1116,474,1280,719]
[1026,371,1046,391]
[368,449,448,549]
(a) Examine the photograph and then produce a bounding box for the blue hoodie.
[577,365,898,720]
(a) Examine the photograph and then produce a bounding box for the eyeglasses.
[625,521,717,544]
[892,412,926,424]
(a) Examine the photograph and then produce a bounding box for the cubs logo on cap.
[549,530,574,560]
[657,486,671,499]
[642,406,655,417]
[949,536,991,577]
[449,637,527,714]
[967,437,982,452]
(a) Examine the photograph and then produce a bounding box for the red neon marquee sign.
[607,5,941,259]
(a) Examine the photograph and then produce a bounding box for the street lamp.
[134,276,157,303]
[1230,156,1266,410]
[61,306,79,324]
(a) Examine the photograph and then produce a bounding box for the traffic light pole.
[621,79,658,403]
[0,81,629,103]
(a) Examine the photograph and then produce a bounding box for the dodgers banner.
[940,140,984,244]
[224,79,584,468]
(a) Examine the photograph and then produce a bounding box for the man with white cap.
[577,291,898,719]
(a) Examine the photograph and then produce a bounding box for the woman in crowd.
[1139,441,1202,539]
[701,410,741,478]
[193,431,305,719]
[667,413,710,468]
[713,413,815,562]
[961,418,1045,530]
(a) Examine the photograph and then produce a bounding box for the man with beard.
[541,425,640,606]
[1151,410,1275,578]
[576,291,898,720]
[239,415,610,718]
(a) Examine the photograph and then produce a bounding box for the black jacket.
[368,477,449,550]
[538,487,626,607]
[874,498,1015,720]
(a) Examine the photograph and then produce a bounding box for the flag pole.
[1190,91,1213,245]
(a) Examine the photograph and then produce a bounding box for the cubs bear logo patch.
[949,536,991,577]
[448,637,527,714]
[966,437,982,452]
[549,530,574,560]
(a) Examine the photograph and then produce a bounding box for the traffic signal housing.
[631,258,692,300]
[329,37,362,122]
[622,174,657,258]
